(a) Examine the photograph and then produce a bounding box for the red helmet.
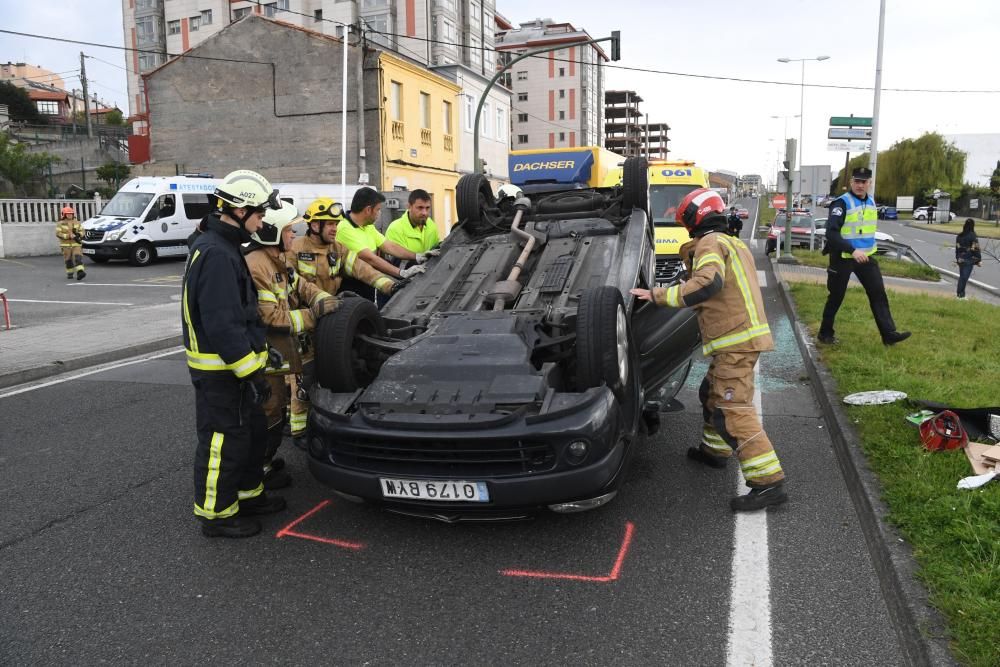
[61,206,76,217]
[676,188,726,232]
[919,410,968,452]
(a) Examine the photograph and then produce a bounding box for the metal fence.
[0,197,104,224]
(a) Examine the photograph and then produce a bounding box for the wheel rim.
[137,247,149,263]
[615,305,628,386]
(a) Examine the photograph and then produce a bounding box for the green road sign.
[829,116,872,127]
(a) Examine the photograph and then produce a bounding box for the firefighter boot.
[240,493,287,516]
[730,483,788,512]
[200,515,261,538]
[77,269,87,281]
[687,447,729,469]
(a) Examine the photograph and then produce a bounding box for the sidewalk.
[0,301,181,388]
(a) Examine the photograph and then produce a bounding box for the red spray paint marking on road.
[276,499,366,551]
[499,521,635,582]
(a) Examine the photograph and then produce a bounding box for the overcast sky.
[4,0,998,182]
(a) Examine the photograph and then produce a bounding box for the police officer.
[246,202,340,487]
[56,206,86,280]
[182,169,286,538]
[726,206,743,238]
[385,189,440,257]
[632,188,787,511]
[818,167,910,346]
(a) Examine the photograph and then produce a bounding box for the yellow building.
[378,52,462,238]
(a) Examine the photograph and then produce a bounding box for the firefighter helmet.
[252,201,300,246]
[61,206,76,217]
[676,188,726,232]
[919,410,969,452]
[304,197,343,221]
[214,170,279,210]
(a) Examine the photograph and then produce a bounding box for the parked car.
[913,206,955,221]
[766,217,895,254]
[306,158,702,521]
[877,206,898,220]
[736,206,749,219]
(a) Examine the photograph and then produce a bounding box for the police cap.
[851,167,873,180]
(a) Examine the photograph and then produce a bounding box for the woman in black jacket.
[955,218,982,299]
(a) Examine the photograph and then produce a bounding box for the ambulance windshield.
[650,184,698,226]
[100,192,154,218]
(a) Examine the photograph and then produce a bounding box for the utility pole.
[869,0,887,195]
[80,52,93,138]
[779,137,798,264]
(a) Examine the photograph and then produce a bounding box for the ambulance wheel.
[128,242,155,267]
[314,297,387,392]
[457,173,500,235]
[621,156,649,218]
[88,256,110,264]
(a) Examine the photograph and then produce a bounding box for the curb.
[0,335,183,390]
[774,277,957,666]
[929,264,1000,299]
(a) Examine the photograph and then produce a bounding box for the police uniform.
[55,216,85,279]
[182,213,270,522]
[819,168,907,344]
[652,227,785,490]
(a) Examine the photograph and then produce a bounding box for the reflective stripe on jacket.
[838,193,878,258]
[290,233,396,296]
[652,231,773,356]
[55,220,83,247]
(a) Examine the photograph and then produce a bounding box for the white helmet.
[498,183,523,200]
[214,170,279,210]
[252,201,300,246]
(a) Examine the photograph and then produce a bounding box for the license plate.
[380,478,490,502]
[81,248,95,254]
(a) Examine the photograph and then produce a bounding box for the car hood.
[83,216,134,231]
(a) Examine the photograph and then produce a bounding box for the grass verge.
[788,283,1000,667]
[909,220,1000,239]
[790,250,941,281]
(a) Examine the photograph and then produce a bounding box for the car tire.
[456,173,499,235]
[314,297,388,392]
[88,256,110,264]
[621,156,649,217]
[127,242,155,267]
[576,286,635,394]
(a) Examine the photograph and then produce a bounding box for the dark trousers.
[192,374,267,520]
[957,263,974,297]
[820,256,897,338]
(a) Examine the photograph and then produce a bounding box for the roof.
[496,18,609,61]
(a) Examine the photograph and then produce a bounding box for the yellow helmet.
[304,198,344,222]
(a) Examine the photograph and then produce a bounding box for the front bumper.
[81,241,130,259]
[307,386,633,518]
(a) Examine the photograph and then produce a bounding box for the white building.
[495,18,607,151]
[122,0,497,136]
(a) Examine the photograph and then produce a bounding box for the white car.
[767,218,894,254]
[912,206,956,221]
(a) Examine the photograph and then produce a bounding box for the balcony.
[444,134,454,152]
[391,120,405,141]
[421,128,432,146]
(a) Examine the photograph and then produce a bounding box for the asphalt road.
[0,204,906,664]
[880,219,1000,288]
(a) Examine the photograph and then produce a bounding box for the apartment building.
[495,18,607,151]
[604,90,670,160]
[122,0,496,135]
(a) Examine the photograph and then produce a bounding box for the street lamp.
[777,55,829,206]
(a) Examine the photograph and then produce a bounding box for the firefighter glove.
[310,295,340,320]
[390,278,410,294]
[73,233,83,243]
[267,346,284,370]
[399,264,426,279]
[415,249,440,264]
[247,371,271,407]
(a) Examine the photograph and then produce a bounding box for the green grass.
[908,219,1000,239]
[790,249,941,281]
[789,283,1000,667]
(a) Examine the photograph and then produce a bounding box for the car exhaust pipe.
[489,197,536,311]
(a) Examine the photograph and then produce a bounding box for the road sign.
[771,195,786,209]
[828,141,870,152]
[828,127,872,140]
[829,116,872,127]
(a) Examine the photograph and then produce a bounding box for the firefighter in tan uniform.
[632,188,787,511]
[246,202,340,483]
[56,206,86,280]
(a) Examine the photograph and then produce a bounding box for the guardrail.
[771,226,929,266]
[0,197,104,225]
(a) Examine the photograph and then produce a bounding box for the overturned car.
[306,157,700,521]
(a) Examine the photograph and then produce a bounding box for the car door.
[630,292,700,398]
[146,193,179,242]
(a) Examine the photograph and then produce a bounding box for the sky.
[3,0,998,183]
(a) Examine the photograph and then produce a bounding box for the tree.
[0,132,60,196]
[104,109,126,127]
[0,81,45,124]
[990,160,1000,199]
[96,161,130,189]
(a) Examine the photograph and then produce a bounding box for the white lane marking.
[9,299,134,306]
[726,360,773,667]
[67,283,179,288]
[914,239,928,244]
[0,347,184,399]
[757,270,767,288]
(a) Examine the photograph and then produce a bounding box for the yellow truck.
[645,160,710,285]
[509,146,625,193]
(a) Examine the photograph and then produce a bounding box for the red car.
[736,207,749,219]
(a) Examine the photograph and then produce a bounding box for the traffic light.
[782,160,790,170]
[611,31,621,61]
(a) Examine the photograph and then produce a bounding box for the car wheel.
[314,297,388,392]
[128,242,155,267]
[88,256,110,264]
[621,156,649,218]
[456,173,500,235]
[575,286,641,423]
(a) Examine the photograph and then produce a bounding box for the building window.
[135,17,157,42]
[391,81,402,122]
[201,9,213,25]
[559,89,565,99]
[189,15,200,31]
[314,9,323,21]
[263,3,278,17]
[464,94,473,132]
[559,110,565,120]
[167,20,180,35]
[559,67,565,77]
[517,134,528,144]
[559,132,565,141]
[234,7,251,19]
[469,0,482,29]
[442,100,453,135]
[495,107,505,141]
[517,92,527,102]
[36,100,60,115]
[442,19,455,41]
[420,92,431,129]
[365,13,392,47]
[361,0,389,8]
[138,53,162,70]
[480,101,491,137]
[469,36,482,68]
[437,0,455,9]
[516,71,527,81]
[517,113,527,123]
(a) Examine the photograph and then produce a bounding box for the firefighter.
[56,207,86,280]
[246,201,340,485]
[289,197,405,448]
[182,169,286,538]
[631,188,788,511]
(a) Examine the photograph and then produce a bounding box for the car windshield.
[774,214,814,227]
[100,192,154,218]
[650,184,699,225]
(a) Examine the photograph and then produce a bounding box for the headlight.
[105,228,125,241]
